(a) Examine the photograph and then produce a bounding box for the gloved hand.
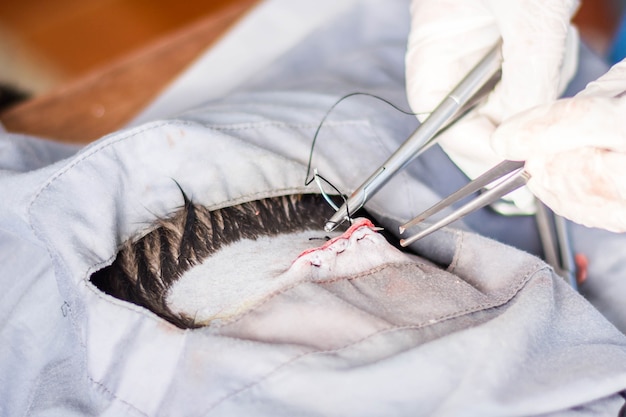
[406,0,580,212]
[491,59,626,232]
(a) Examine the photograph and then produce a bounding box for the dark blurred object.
[0,84,30,113]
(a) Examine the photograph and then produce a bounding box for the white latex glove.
[491,59,626,232]
[406,0,580,213]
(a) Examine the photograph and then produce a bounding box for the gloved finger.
[491,95,626,160]
[406,0,500,115]
[578,58,626,98]
[525,148,626,232]
[483,0,580,122]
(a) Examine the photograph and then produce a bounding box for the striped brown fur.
[90,190,334,329]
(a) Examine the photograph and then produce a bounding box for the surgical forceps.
[399,160,578,289]
[323,39,503,232]
[399,159,529,246]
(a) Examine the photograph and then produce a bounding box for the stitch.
[22,117,550,409]
[308,236,332,241]
[21,271,148,417]
[214,260,544,337]
[24,117,244,220]
[28,121,175,216]
[427,262,547,321]
[86,375,150,417]
[26,115,368,252]
[339,262,545,319]
[210,259,544,331]
[26,139,548,412]
[25,122,188,291]
[204,264,549,413]
[295,218,376,259]
[169,117,368,145]
[202,119,368,132]
[83,267,190,414]
[26,117,364,224]
[180,96,374,115]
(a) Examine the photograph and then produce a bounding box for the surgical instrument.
[399,159,530,246]
[324,40,503,232]
[535,202,578,289]
[399,159,579,289]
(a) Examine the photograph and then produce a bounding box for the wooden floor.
[0,0,623,94]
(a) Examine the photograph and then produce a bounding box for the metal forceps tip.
[399,160,529,247]
[323,39,503,233]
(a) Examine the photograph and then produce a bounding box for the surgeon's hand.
[491,60,626,232]
[406,0,580,201]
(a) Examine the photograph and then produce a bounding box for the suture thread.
[304,92,419,226]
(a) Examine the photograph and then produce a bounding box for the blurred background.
[0,0,625,98]
[0,0,240,95]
